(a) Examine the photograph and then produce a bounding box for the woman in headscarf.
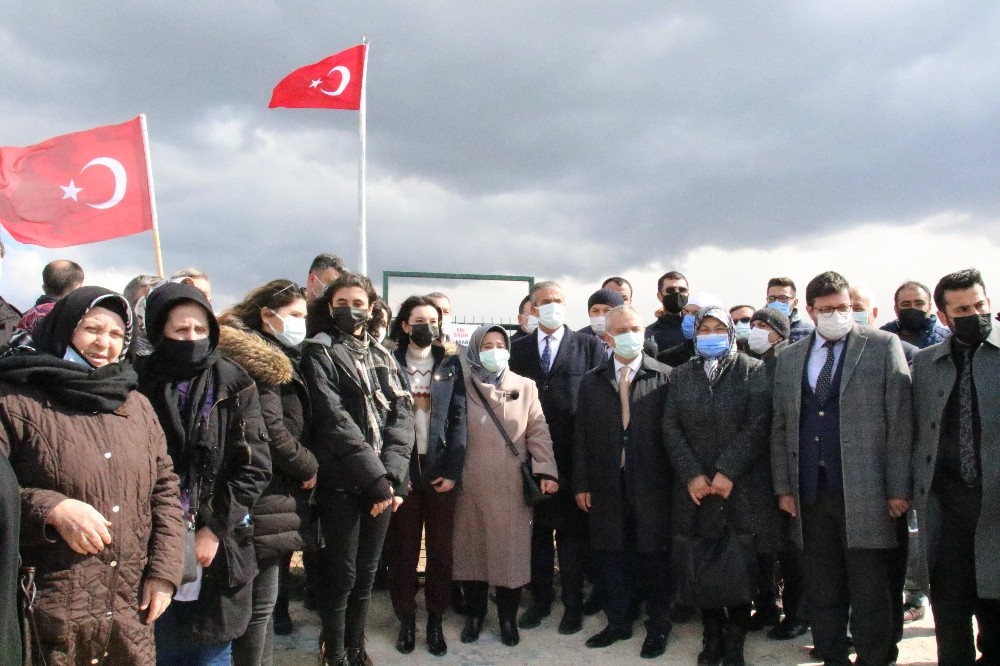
[452,324,558,648]
[299,272,414,666]
[662,305,780,666]
[220,279,319,666]
[136,281,272,666]
[0,286,184,665]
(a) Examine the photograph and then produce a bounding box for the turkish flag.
[269,44,367,110]
[0,117,153,248]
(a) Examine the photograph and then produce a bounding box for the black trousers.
[886,514,909,661]
[929,483,1000,665]
[529,502,586,611]
[591,474,671,632]
[801,488,893,666]
[316,490,393,657]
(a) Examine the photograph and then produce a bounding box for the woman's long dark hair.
[226,279,306,332]
[389,295,442,347]
[306,272,379,337]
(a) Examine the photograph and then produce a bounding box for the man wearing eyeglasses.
[771,271,913,666]
[766,277,815,344]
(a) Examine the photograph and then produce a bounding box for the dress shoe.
[747,607,781,631]
[558,609,583,635]
[499,618,520,646]
[273,609,293,636]
[669,603,696,623]
[585,624,633,648]
[426,613,447,656]
[582,592,602,616]
[517,602,551,629]
[460,615,484,643]
[767,618,808,640]
[395,614,415,654]
[640,630,669,659]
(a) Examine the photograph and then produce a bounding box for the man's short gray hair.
[606,304,644,330]
[529,280,562,305]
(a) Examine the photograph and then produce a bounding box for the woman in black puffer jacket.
[222,280,319,666]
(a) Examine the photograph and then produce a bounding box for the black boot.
[461,615,484,643]
[426,612,447,656]
[698,615,723,665]
[496,586,522,647]
[460,581,488,643]
[344,599,371,665]
[345,646,372,666]
[721,620,747,666]
[395,613,415,654]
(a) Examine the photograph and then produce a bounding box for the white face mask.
[816,309,853,341]
[479,347,510,373]
[269,313,307,347]
[734,320,751,340]
[440,315,453,338]
[852,310,869,329]
[536,302,566,330]
[375,328,387,344]
[747,326,775,354]
[590,315,607,336]
[524,315,539,334]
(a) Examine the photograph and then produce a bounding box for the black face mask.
[158,337,212,365]
[331,306,370,335]
[662,291,688,315]
[897,308,927,332]
[408,322,438,348]
[950,313,993,347]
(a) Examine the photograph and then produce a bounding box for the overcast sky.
[2,2,999,328]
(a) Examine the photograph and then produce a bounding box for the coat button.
[104,452,112,459]
[105,610,113,618]
[818,410,825,417]
[111,506,120,513]
[109,561,117,567]
[926,455,932,463]
[91,660,99,664]
[930,422,936,430]
[813,436,820,442]
[939,390,945,397]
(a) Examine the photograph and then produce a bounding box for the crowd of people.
[0,244,996,666]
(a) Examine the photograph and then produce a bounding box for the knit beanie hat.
[750,307,791,341]
[588,288,625,310]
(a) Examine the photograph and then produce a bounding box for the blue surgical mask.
[479,348,510,373]
[852,310,869,329]
[768,301,791,317]
[681,313,696,340]
[734,321,751,341]
[696,333,730,358]
[611,331,644,359]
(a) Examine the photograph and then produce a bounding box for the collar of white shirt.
[613,354,643,383]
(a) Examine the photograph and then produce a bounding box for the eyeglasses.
[273,282,303,298]
[733,317,752,324]
[766,295,793,304]
[814,304,852,316]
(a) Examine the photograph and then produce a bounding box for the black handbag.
[671,495,756,608]
[469,379,550,507]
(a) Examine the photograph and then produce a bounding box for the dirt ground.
[273,580,943,665]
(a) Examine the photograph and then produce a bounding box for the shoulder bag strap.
[467,377,521,460]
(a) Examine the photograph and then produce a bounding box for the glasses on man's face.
[766,295,793,304]
[814,304,852,316]
[733,317,752,324]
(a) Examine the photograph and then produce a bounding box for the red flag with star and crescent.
[0,116,153,247]
[269,44,367,110]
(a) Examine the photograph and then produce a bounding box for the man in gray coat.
[771,271,912,666]
[912,268,999,664]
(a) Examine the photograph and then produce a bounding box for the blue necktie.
[815,340,836,405]
[541,335,552,374]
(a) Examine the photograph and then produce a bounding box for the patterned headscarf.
[694,304,737,383]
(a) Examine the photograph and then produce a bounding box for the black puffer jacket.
[218,319,318,561]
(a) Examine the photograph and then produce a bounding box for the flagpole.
[357,37,369,276]
[139,114,165,277]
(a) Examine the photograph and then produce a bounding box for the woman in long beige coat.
[453,324,558,648]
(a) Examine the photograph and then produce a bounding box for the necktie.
[815,340,837,405]
[619,365,631,468]
[541,335,553,374]
[958,347,979,483]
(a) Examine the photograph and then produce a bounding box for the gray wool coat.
[770,325,913,549]
[663,352,783,554]
[912,323,1000,599]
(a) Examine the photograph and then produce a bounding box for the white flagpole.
[139,114,165,277]
[358,37,369,275]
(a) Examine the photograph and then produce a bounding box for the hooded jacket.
[217,317,318,560]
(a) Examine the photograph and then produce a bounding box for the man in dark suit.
[771,271,912,666]
[574,305,673,658]
[510,280,604,635]
[912,268,1000,665]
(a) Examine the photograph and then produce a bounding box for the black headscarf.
[0,286,137,412]
[136,282,222,471]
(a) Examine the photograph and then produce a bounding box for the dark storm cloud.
[2,2,999,305]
